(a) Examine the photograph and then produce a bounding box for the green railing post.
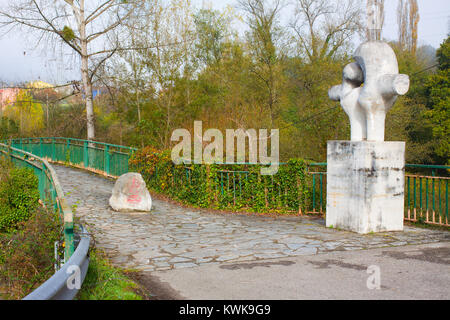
[320,173,323,212]
[407,176,410,211]
[39,138,43,157]
[419,177,423,214]
[52,138,56,160]
[105,145,110,176]
[446,181,448,222]
[67,139,71,163]
[312,174,316,211]
[83,141,88,168]
[64,221,74,260]
[125,152,130,174]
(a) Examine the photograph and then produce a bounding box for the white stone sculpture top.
[329,41,410,142]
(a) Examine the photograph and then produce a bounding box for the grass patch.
[77,249,147,300]
[404,220,450,231]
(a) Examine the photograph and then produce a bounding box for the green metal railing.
[405,166,449,226]
[307,163,449,226]
[0,142,75,259]
[0,136,138,259]
[7,137,448,226]
[163,161,449,225]
[3,137,137,177]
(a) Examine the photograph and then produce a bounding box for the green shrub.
[130,146,312,214]
[0,207,61,299]
[0,164,40,232]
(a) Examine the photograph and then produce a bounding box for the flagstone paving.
[55,165,450,272]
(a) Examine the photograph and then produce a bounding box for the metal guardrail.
[3,137,136,178]
[0,142,75,258]
[152,160,449,225]
[0,142,90,299]
[307,163,450,226]
[23,225,90,300]
[7,137,449,226]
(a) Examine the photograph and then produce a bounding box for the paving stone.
[254,253,287,259]
[216,254,241,262]
[169,256,193,263]
[173,262,198,269]
[54,164,450,272]
[153,261,171,268]
[286,243,306,250]
[196,257,214,264]
[294,247,318,255]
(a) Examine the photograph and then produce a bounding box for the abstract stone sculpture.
[109,173,152,212]
[326,41,408,234]
[329,41,410,141]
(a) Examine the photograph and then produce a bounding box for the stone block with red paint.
[109,173,152,212]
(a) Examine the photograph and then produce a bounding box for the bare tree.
[239,0,285,126]
[290,0,363,62]
[409,0,419,55]
[0,0,144,140]
[366,0,384,41]
[397,0,420,54]
[118,0,195,148]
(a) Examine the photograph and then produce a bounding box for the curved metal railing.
[0,142,89,299]
[23,225,90,300]
[5,136,449,228]
[3,137,136,178]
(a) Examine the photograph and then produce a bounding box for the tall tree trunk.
[79,0,95,141]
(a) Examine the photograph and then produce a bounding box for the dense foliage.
[0,158,40,232]
[0,207,60,299]
[424,37,450,165]
[0,2,448,166]
[0,158,60,299]
[130,146,313,214]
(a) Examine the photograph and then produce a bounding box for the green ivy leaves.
[131,148,312,215]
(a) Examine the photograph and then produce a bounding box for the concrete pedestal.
[326,141,405,234]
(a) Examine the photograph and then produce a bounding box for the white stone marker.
[326,41,409,234]
[326,141,405,234]
[109,173,152,212]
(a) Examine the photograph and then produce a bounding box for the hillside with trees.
[0,0,448,165]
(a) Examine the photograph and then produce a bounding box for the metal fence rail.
[0,142,90,299]
[7,137,448,227]
[0,142,75,258]
[3,137,136,178]
[162,161,449,225]
[307,163,449,226]
[405,172,449,226]
[23,225,90,300]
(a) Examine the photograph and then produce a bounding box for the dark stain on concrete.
[127,271,185,300]
[220,260,295,270]
[381,247,450,265]
[308,259,367,271]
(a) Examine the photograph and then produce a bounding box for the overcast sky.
[0,0,448,84]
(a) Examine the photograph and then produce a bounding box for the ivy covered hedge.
[130,146,314,214]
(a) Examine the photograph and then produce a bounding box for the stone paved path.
[55,165,450,273]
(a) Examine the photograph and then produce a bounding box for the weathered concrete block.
[109,173,152,212]
[326,141,405,234]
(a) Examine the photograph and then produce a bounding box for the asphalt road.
[145,242,450,300]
